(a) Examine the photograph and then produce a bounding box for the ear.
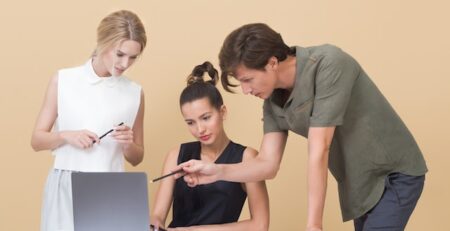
[220,105,227,120]
[266,56,279,71]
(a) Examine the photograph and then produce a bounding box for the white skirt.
[41,169,75,231]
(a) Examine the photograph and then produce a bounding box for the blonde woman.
[31,10,147,231]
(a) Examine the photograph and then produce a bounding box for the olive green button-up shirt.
[263,44,428,221]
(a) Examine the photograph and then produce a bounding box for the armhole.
[176,144,185,165]
[239,145,246,163]
[55,71,61,116]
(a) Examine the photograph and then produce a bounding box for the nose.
[241,83,252,95]
[197,123,206,135]
[119,57,132,69]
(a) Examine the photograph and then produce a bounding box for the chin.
[199,137,215,146]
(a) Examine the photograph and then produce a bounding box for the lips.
[114,67,124,74]
[199,135,211,141]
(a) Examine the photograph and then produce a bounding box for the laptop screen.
[72,172,150,231]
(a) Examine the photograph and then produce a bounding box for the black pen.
[93,122,124,144]
[149,169,185,184]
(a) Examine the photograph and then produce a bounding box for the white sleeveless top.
[53,59,142,172]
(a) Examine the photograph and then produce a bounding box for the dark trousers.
[354,173,425,231]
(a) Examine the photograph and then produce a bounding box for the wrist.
[217,164,225,181]
[306,226,322,231]
[58,131,68,143]
[121,142,133,151]
[306,222,322,230]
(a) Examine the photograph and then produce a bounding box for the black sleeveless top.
[168,141,247,228]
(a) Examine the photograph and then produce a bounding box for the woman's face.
[181,97,226,146]
[101,39,142,76]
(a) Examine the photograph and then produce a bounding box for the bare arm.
[114,90,145,166]
[172,147,270,231]
[306,127,335,231]
[178,131,287,186]
[150,146,180,230]
[30,74,99,151]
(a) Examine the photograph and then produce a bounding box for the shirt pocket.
[287,99,314,137]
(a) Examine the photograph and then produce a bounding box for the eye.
[186,121,194,126]
[202,115,211,121]
[116,53,124,57]
[130,56,138,60]
[242,78,252,83]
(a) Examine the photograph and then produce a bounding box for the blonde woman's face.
[102,40,142,76]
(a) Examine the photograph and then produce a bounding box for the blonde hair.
[95,10,147,56]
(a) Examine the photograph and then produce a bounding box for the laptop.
[72,172,150,231]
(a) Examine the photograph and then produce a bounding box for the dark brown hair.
[180,62,224,110]
[219,23,295,92]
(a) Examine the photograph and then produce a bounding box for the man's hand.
[173,159,221,187]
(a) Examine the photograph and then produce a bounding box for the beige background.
[1,0,449,230]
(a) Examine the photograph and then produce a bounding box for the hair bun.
[187,61,218,86]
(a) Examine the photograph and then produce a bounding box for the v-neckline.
[198,141,232,164]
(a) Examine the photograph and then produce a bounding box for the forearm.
[123,142,144,166]
[219,133,286,182]
[219,156,278,182]
[31,130,65,151]
[306,149,329,229]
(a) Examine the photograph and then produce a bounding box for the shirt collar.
[84,59,121,87]
[290,46,315,105]
[269,46,313,109]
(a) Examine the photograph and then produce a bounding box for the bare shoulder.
[242,146,258,161]
[165,145,181,162]
[49,72,59,87]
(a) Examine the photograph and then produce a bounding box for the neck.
[275,55,297,91]
[92,56,112,77]
[201,132,230,159]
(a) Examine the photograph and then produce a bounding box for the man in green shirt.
[176,23,427,231]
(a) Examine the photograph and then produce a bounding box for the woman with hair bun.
[31,10,147,231]
[150,62,269,231]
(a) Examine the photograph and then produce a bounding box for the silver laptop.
[71,172,150,231]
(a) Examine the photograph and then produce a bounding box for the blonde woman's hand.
[111,124,134,146]
[60,130,99,149]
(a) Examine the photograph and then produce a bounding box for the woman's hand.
[60,130,99,149]
[150,217,167,231]
[150,224,167,231]
[111,124,134,146]
[173,160,221,187]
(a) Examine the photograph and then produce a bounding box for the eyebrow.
[236,75,249,81]
[117,50,139,57]
[184,112,212,122]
